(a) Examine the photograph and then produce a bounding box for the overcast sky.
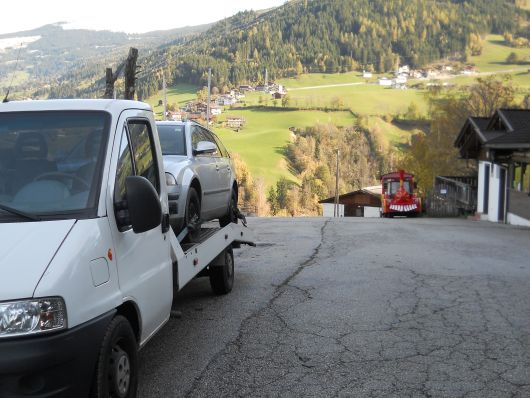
[0,0,286,34]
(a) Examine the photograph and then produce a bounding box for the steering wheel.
[34,172,91,190]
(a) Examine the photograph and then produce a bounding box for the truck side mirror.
[193,141,217,156]
[125,176,162,234]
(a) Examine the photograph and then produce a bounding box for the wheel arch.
[232,181,238,203]
[116,300,141,343]
[190,178,202,204]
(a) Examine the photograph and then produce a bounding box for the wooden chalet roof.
[319,186,382,204]
[455,109,530,157]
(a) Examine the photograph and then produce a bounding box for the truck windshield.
[158,125,186,156]
[0,111,109,220]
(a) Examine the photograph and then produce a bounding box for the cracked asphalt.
[138,217,530,398]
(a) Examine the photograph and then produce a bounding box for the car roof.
[156,120,205,128]
[0,99,152,114]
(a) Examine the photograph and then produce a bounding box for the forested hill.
[135,0,519,98]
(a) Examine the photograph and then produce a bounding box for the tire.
[219,189,238,227]
[209,248,234,295]
[91,315,138,398]
[185,187,201,240]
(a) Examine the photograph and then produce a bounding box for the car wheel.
[219,189,238,227]
[91,315,138,398]
[185,187,201,240]
[209,248,234,295]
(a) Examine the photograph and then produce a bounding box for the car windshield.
[0,111,109,220]
[158,125,186,156]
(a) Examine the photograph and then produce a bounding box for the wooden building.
[319,186,382,217]
[455,109,530,227]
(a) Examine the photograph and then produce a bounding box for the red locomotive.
[381,170,422,217]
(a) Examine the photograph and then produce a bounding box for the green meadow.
[214,108,355,186]
[145,83,197,118]
[143,33,529,187]
[468,34,530,73]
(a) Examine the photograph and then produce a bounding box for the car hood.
[163,156,190,174]
[0,220,75,301]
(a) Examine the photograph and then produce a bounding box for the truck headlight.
[0,297,67,338]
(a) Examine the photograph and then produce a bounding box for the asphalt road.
[138,217,530,398]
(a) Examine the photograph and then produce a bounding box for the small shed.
[319,186,382,217]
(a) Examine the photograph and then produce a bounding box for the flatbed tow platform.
[170,222,255,293]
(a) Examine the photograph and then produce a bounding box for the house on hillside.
[226,117,245,130]
[362,70,373,78]
[319,186,382,217]
[455,109,530,227]
[398,65,410,75]
[461,65,478,75]
[378,77,392,87]
[210,105,222,116]
[166,111,185,121]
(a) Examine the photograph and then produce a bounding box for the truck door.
[108,113,172,343]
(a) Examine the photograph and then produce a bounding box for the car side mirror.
[193,141,217,156]
[125,176,162,233]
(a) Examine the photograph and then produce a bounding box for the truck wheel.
[209,248,234,295]
[219,189,238,227]
[91,315,138,398]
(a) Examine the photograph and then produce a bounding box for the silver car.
[157,121,238,234]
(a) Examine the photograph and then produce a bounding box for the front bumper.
[0,311,115,398]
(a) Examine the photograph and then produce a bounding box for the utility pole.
[207,67,211,125]
[124,47,139,100]
[334,149,340,217]
[264,68,268,89]
[163,74,167,120]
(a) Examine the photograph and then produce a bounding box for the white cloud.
[0,0,285,34]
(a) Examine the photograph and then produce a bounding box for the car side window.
[211,132,229,158]
[191,125,204,150]
[200,128,221,157]
[127,120,159,193]
[191,126,215,157]
[114,127,134,204]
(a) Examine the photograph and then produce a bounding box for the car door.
[191,125,221,218]
[206,129,232,206]
[108,114,172,343]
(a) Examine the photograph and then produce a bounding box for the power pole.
[124,47,139,100]
[334,149,340,217]
[104,62,125,99]
[207,67,211,125]
[264,68,268,88]
[163,74,167,120]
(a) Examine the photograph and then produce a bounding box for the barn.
[319,186,382,217]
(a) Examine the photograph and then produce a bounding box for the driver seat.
[10,133,56,194]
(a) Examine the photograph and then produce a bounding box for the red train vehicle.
[381,170,422,217]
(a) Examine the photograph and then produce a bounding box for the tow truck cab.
[0,99,252,397]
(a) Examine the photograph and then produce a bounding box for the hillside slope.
[136,0,520,98]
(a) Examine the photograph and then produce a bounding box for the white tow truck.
[0,99,254,398]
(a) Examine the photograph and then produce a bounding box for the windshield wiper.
[0,203,41,221]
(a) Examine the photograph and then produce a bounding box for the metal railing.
[427,176,477,217]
